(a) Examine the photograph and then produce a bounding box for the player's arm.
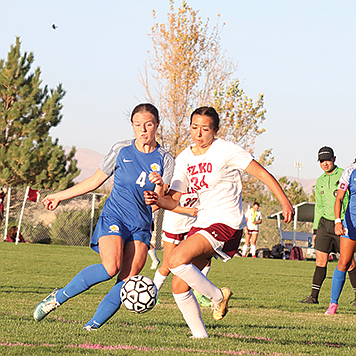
[335,187,347,236]
[171,205,198,217]
[144,189,182,211]
[245,160,294,223]
[42,169,110,211]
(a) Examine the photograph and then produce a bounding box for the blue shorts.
[90,215,152,253]
[342,228,356,241]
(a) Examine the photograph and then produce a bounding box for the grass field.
[1,243,356,356]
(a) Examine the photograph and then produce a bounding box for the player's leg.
[154,240,176,291]
[193,260,212,307]
[33,234,122,322]
[85,239,148,329]
[250,232,258,258]
[326,237,356,314]
[302,220,331,304]
[347,258,356,305]
[148,243,160,269]
[242,230,251,257]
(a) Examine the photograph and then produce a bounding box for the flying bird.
[52,24,58,30]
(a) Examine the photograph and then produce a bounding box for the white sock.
[170,264,222,303]
[173,290,208,338]
[148,248,159,263]
[242,244,248,256]
[201,265,211,277]
[153,269,168,291]
[251,245,256,256]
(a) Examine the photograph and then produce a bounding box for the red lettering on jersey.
[200,175,209,188]
[187,165,198,176]
[207,163,212,173]
[198,163,207,173]
[190,175,209,190]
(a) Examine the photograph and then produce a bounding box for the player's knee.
[171,276,188,294]
[102,262,120,277]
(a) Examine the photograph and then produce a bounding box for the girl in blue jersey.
[34,103,174,329]
[325,160,356,315]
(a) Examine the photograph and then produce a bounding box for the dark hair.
[253,202,260,207]
[130,103,159,124]
[190,106,220,132]
[8,226,18,239]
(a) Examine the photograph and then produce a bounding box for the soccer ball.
[120,275,158,314]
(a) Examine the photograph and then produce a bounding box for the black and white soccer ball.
[120,275,158,314]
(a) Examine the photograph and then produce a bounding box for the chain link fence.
[1,187,106,246]
[1,188,313,251]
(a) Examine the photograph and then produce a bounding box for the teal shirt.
[313,166,349,230]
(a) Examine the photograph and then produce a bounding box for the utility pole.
[294,161,303,184]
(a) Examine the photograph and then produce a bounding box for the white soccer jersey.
[245,208,262,231]
[162,188,199,234]
[170,138,253,230]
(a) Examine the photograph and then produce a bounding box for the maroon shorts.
[162,231,188,245]
[187,223,243,259]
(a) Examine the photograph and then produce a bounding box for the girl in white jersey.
[145,106,294,338]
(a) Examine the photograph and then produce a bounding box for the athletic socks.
[153,269,168,291]
[201,265,211,277]
[242,244,248,256]
[56,264,111,304]
[311,266,327,300]
[347,267,356,297]
[85,279,125,329]
[173,290,208,338]
[170,264,222,303]
[250,245,256,256]
[148,248,160,264]
[330,267,346,304]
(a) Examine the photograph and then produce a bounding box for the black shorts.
[314,217,340,254]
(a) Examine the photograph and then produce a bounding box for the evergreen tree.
[0,38,80,189]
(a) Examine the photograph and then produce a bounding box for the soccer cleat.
[150,259,160,270]
[325,303,338,315]
[190,334,209,339]
[211,287,233,321]
[252,255,256,258]
[33,288,60,321]
[193,290,211,307]
[301,295,319,304]
[241,255,246,257]
[84,320,101,331]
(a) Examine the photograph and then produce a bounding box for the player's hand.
[149,172,163,186]
[335,222,345,236]
[282,203,294,223]
[42,195,60,211]
[189,207,198,217]
[144,190,158,206]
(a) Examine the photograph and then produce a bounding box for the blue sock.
[56,264,111,304]
[85,279,125,328]
[330,267,346,304]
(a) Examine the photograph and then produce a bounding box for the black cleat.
[301,295,319,304]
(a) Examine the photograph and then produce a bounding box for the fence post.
[3,187,11,241]
[90,193,95,245]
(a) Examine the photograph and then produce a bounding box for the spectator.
[6,226,26,243]
[242,202,262,258]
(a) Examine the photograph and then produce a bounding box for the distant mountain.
[65,147,104,182]
[68,147,317,193]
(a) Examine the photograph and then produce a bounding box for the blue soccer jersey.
[339,163,356,239]
[99,139,174,230]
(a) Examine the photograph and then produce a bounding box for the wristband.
[335,218,342,224]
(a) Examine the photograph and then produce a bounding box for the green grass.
[1,243,356,356]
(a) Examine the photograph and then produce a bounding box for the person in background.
[242,202,262,258]
[6,226,26,243]
[148,214,161,270]
[302,147,356,304]
[325,159,356,314]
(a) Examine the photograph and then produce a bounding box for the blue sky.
[1,0,355,179]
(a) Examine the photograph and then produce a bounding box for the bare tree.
[141,1,267,161]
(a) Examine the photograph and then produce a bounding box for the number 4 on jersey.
[136,171,147,188]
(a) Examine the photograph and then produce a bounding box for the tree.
[0,38,80,189]
[276,177,309,205]
[141,1,267,159]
